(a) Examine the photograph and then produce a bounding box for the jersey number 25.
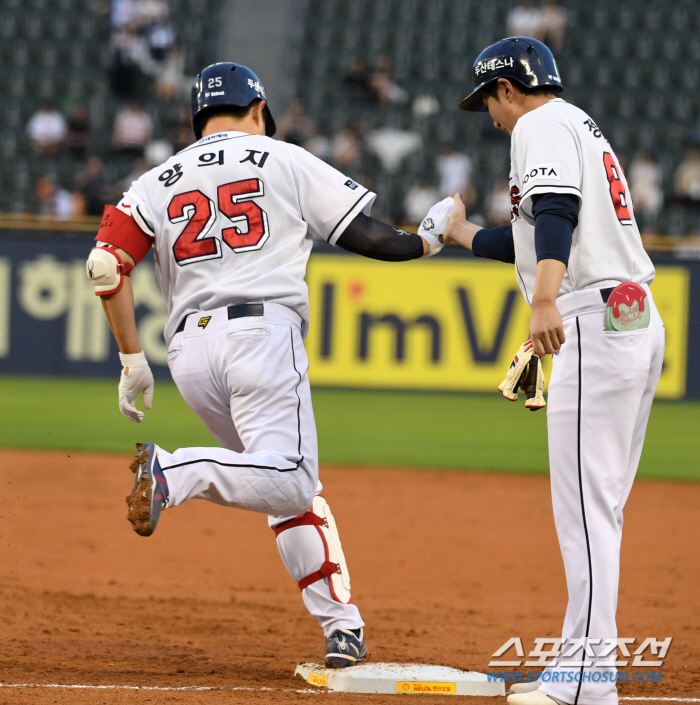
[603,152,632,226]
[168,178,270,265]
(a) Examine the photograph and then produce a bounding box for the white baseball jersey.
[100,129,370,638]
[508,99,655,305]
[119,130,376,343]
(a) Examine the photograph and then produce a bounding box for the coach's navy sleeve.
[472,225,515,263]
[532,193,580,266]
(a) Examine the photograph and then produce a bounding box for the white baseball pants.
[161,302,363,636]
[540,285,665,705]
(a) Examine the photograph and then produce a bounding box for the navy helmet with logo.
[459,37,563,112]
[191,62,276,139]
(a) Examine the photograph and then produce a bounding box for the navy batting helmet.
[459,37,562,112]
[191,62,276,139]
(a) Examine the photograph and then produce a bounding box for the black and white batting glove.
[118,351,154,423]
[418,197,454,256]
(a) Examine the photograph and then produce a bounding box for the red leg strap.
[297,560,340,591]
[272,503,342,594]
[273,510,326,537]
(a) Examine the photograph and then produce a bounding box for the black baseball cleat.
[325,628,368,668]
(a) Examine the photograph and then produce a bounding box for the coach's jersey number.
[168,178,270,265]
[603,152,632,225]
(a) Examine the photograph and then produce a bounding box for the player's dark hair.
[480,79,563,101]
[194,98,262,137]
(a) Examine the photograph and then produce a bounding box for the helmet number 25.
[169,178,269,265]
[603,152,632,225]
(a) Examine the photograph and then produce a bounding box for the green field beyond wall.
[0,376,697,481]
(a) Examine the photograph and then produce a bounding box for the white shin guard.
[273,496,363,636]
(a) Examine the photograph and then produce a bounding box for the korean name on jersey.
[119,131,376,343]
[508,99,655,304]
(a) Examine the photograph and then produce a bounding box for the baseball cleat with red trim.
[325,628,368,668]
[126,442,169,536]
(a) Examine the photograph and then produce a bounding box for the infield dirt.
[1,449,698,704]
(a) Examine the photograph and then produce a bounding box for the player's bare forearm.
[441,193,482,250]
[101,276,142,354]
[443,219,483,250]
[530,258,567,357]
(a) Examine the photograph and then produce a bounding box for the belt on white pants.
[555,281,654,320]
[174,302,304,335]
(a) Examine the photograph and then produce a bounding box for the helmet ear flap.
[262,104,276,137]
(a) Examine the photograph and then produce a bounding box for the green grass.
[0,376,698,481]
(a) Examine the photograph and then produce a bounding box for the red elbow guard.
[96,205,153,263]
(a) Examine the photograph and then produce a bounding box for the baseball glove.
[498,339,546,410]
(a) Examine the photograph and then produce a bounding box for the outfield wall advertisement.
[306,256,689,400]
[0,235,697,399]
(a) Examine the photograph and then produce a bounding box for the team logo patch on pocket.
[605,282,650,331]
[198,316,212,329]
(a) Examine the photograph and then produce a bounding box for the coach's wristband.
[119,351,148,368]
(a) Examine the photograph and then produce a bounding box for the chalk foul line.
[0,684,698,700]
[620,695,700,703]
[0,683,322,694]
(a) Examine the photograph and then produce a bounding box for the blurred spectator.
[541,0,567,53]
[304,135,332,162]
[332,121,363,171]
[26,101,67,156]
[156,46,187,101]
[674,150,700,202]
[121,158,149,192]
[171,105,194,152]
[144,11,175,64]
[437,147,474,199]
[486,180,513,226]
[36,177,76,219]
[403,180,440,226]
[113,102,153,158]
[370,56,408,107]
[109,2,174,99]
[629,151,663,222]
[77,157,111,217]
[111,0,138,29]
[66,104,90,159]
[506,2,544,40]
[145,139,174,166]
[412,94,440,117]
[142,3,184,100]
[109,31,141,98]
[366,127,421,173]
[343,58,376,105]
[277,100,316,147]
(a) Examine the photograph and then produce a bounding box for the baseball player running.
[86,62,449,667]
[442,38,664,705]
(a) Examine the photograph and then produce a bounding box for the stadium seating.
[285,0,700,230]
[0,0,223,214]
[2,0,698,234]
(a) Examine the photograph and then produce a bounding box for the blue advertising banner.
[0,236,172,379]
[1,232,699,398]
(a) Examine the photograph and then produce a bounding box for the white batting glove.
[417,197,454,256]
[118,351,154,423]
